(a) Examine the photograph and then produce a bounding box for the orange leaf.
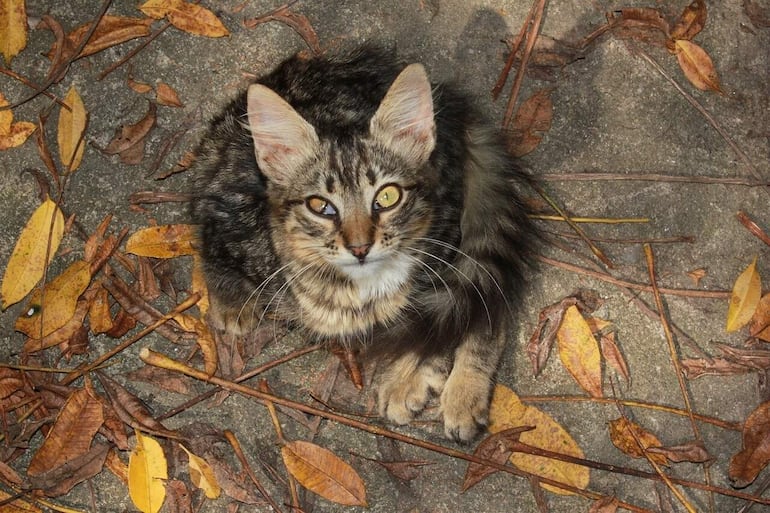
[669,0,707,43]
[47,15,153,61]
[750,293,770,342]
[27,382,104,476]
[507,88,552,157]
[88,283,114,334]
[57,86,88,172]
[22,297,90,353]
[726,257,762,332]
[674,39,724,93]
[557,305,603,397]
[0,0,27,65]
[0,90,13,134]
[139,0,229,37]
[608,417,668,466]
[729,401,770,487]
[126,224,197,258]
[0,91,36,150]
[156,82,183,107]
[281,440,367,506]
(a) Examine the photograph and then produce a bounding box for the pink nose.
[347,243,372,263]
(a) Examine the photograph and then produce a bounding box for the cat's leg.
[378,353,450,425]
[440,325,507,441]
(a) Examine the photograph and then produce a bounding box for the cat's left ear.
[370,64,435,167]
[246,84,320,185]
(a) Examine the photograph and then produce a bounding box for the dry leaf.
[129,431,168,513]
[96,372,178,438]
[730,401,770,488]
[0,91,36,150]
[681,356,752,379]
[557,305,603,397]
[0,0,27,65]
[165,479,193,512]
[674,39,724,93]
[139,0,229,37]
[507,89,552,157]
[105,449,129,483]
[128,77,154,94]
[22,297,90,353]
[462,426,532,491]
[608,417,668,466]
[88,283,114,334]
[46,15,153,61]
[103,101,156,164]
[488,384,589,495]
[57,86,87,172]
[669,0,707,43]
[0,491,41,513]
[244,5,321,55]
[589,496,620,513]
[156,82,183,107]
[745,0,770,28]
[1,197,64,309]
[726,256,762,332]
[179,445,221,499]
[126,224,197,258]
[647,440,712,463]
[27,382,104,476]
[750,293,770,342]
[28,443,110,497]
[281,440,367,506]
[609,8,670,45]
[686,267,707,286]
[15,260,92,338]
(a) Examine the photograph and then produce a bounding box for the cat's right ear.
[246,84,320,185]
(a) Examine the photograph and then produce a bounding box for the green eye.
[373,184,402,211]
[306,196,338,217]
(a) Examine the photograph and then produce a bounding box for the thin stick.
[532,214,649,224]
[491,0,539,99]
[224,430,284,513]
[98,21,173,80]
[542,172,770,187]
[0,67,69,109]
[544,229,694,245]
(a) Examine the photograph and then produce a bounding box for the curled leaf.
[129,431,168,513]
[669,0,707,43]
[2,198,65,309]
[46,15,153,61]
[462,426,532,491]
[608,417,668,466]
[126,224,197,258]
[0,91,36,150]
[647,440,712,464]
[557,305,603,397]
[730,401,770,488]
[750,293,770,342]
[726,257,761,332]
[57,86,87,172]
[179,445,221,499]
[140,0,229,37]
[674,39,724,94]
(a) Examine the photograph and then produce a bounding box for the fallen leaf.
[589,496,620,513]
[598,330,630,384]
[96,372,178,438]
[726,256,762,332]
[506,89,552,157]
[0,458,23,485]
[0,91,36,149]
[745,0,770,28]
[0,491,41,513]
[1,198,64,310]
[88,283,114,334]
[28,443,110,497]
[165,480,193,512]
[27,382,104,476]
[462,426,532,491]
[15,260,92,338]
[750,293,770,342]
[156,82,183,107]
[608,417,668,466]
[179,445,221,499]
[681,356,753,379]
[128,77,154,94]
[557,305,603,397]
[674,39,724,93]
[126,366,192,395]
[105,448,129,483]
[103,101,156,163]
[647,440,712,463]
[281,440,367,506]
[609,8,670,46]
[129,431,168,513]
[0,0,27,65]
[669,0,707,43]
[244,5,321,55]
[140,0,229,37]
[46,15,153,61]
[57,86,87,172]
[126,224,197,258]
[22,297,90,353]
[730,401,770,488]
[686,267,707,286]
[488,384,589,495]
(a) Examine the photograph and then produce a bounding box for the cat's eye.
[306,196,338,218]
[373,184,402,211]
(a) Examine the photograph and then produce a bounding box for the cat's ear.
[370,64,435,167]
[246,84,320,185]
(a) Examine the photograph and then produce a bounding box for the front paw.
[440,370,492,442]
[377,355,448,426]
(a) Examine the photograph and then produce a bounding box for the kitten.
[189,47,534,441]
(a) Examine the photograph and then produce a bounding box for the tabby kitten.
[190,47,534,441]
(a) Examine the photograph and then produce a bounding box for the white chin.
[335,254,410,300]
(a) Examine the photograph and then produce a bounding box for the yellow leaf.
[139,0,229,37]
[608,417,668,466]
[726,256,761,332]
[557,305,603,397]
[674,39,724,93]
[191,254,209,317]
[129,431,168,513]
[0,120,36,150]
[126,224,197,258]
[15,260,92,338]
[179,445,220,499]
[0,0,27,65]
[0,91,12,134]
[57,86,88,172]
[28,383,104,476]
[281,440,367,506]
[0,490,41,513]
[488,384,589,495]
[88,283,114,334]
[1,198,64,309]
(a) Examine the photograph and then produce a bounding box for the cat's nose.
[347,243,372,264]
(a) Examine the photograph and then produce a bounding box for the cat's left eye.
[373,184,402,211]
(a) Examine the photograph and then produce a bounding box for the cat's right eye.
[306,196,338,218]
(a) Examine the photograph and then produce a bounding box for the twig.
[224,430,284,513]
[544,229,694,245]
[532,214,649,224]
[542,172,770,187]
[98,21,173,80]
[0,67,69,110]
[491,0,539,99]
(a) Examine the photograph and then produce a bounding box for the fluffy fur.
[190,47,535,441]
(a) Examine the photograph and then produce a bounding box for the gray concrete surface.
[1,0,768,512]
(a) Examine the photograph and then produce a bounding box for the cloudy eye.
[373,184,402,212]
[306,196,338,218]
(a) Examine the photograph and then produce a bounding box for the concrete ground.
[1,0,768,512]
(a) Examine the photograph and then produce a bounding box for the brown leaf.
[506,89,552,157]
[669,0,707,43]
[105,307,137,338]
[45,15,152,61]
[126,366,192,395]
[22,297,90,353]
[745,0,770,28]
[103,101,156,159]
[730,401,770,488]
[589,496,620,513]
[0,459,23,486]
[88,283,114,334]
[750,293,770,342]
[681,356,753,379]
[126,224,197,258]
[674,39,724,93]
[140,0,229,37]
[330,345,364,389]
[105,448,129,483]
[686,267,707,286]
[27,442,110,497]
[609,8,670,45]
[0,0,27,66]
[737,210,770,247]
[165,479,193,513]
[281,440,367,506]
[608,417,668,466]
[647,440,712,464]
[244,5,321,55]
[128,77,154,94]
[0,367,24,400]
[598,329,630,385]
[462,427,532,491]
[27,382,104,476]
[156,82,184,107]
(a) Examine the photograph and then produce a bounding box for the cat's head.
[244,64,438,294]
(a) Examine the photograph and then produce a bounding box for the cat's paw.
[440,369,492,442]
[378,355,447,425]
